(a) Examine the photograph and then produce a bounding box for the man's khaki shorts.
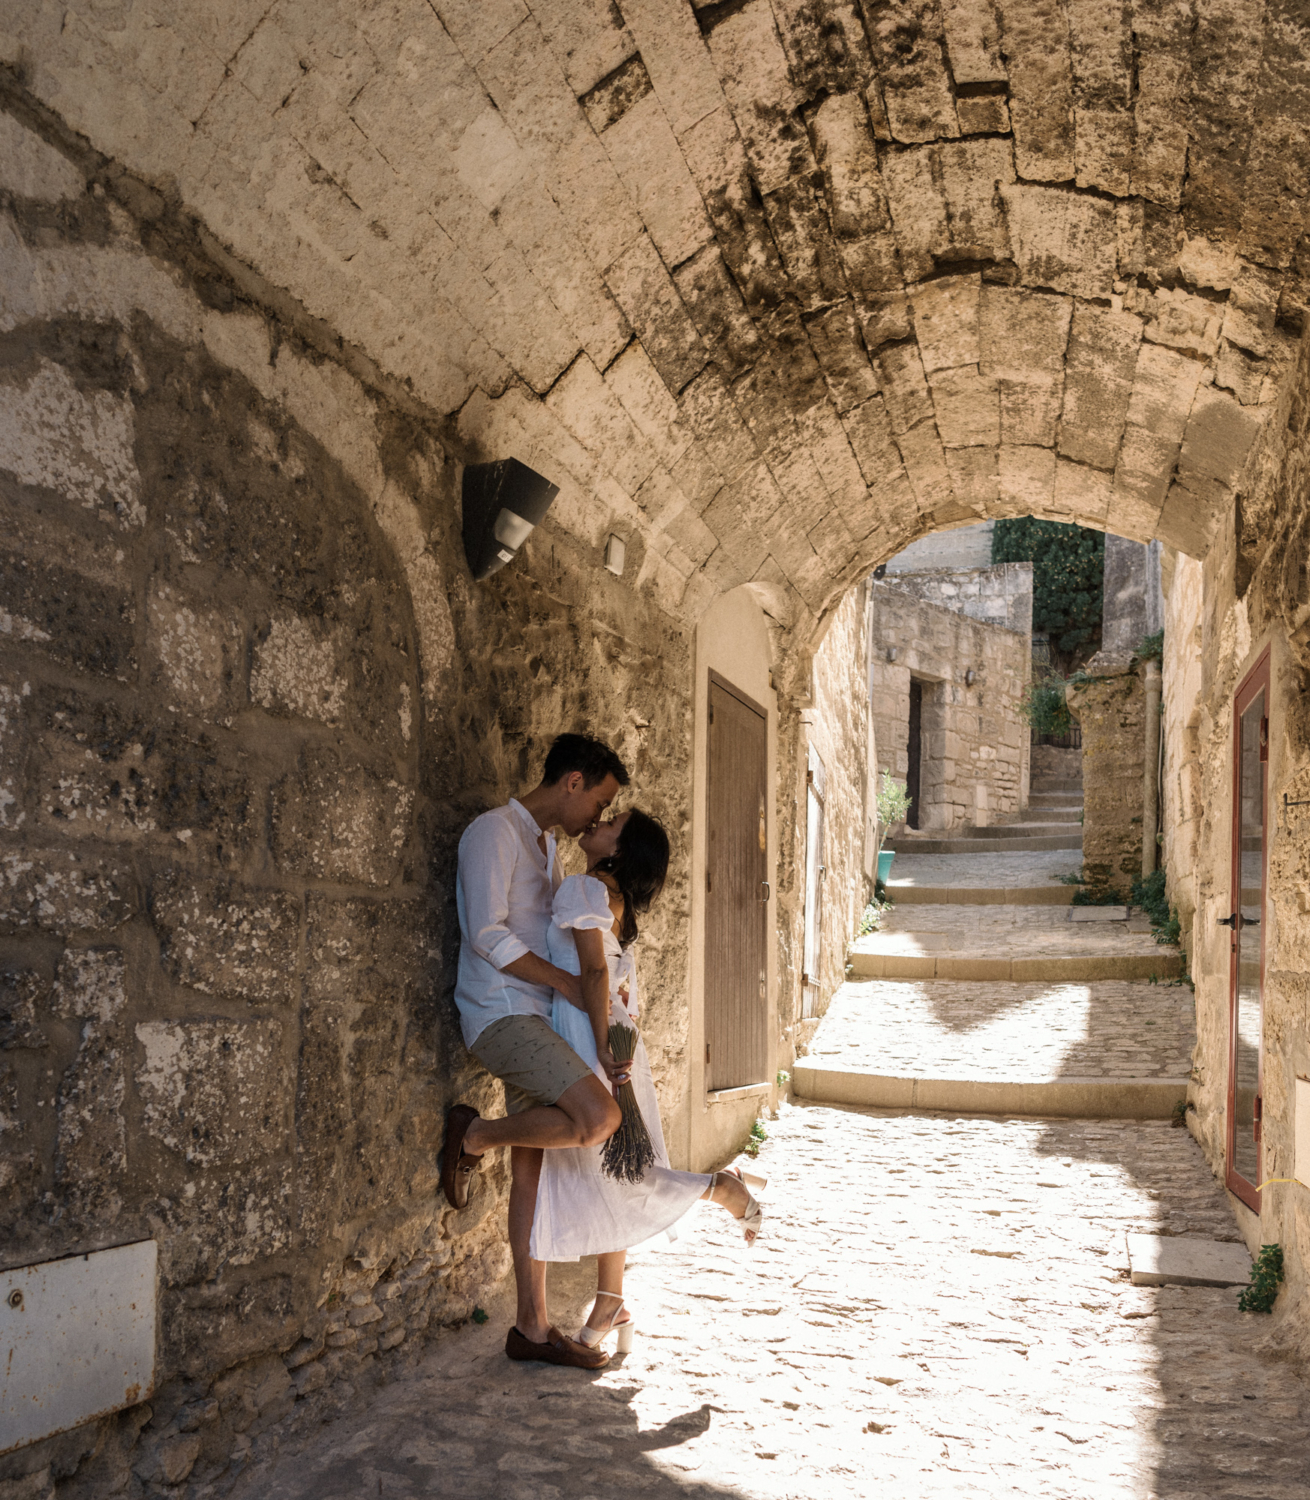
[469,1013,595,1115]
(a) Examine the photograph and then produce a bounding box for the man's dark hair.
[541,733,630,789]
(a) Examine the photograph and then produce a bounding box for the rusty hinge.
[705,1043,711,1064]
[706,869,712,893]
[1254,1094,1263,1143]
[1260,716,1269,762]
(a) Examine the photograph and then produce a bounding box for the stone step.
[1024,807,1082,823]
[1030,778,1083,794]
[848,949,1182,982]
[887,832,1083,853]
[953,822,1083,839]
[1028,792,1083,807]
[888,884,1075,905]
[792,1065,1189,1120]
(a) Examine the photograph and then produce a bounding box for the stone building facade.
[869,572,1030,831]
[5,0,1310,1489]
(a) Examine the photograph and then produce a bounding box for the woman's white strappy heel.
[714,1168,764,1246]
[578,1290,635,1354]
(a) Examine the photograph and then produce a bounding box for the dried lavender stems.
[601,1021,655,1183]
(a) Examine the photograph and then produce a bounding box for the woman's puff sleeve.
[552,874,614,932]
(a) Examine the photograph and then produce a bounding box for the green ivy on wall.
[992,518,1105,669]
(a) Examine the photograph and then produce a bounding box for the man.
[443,733,628,1369]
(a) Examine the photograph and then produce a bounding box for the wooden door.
[1227,651,1270,1210]
[906,678,923,829]
[705,670,769,1091]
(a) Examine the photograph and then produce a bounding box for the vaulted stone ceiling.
[6,0,1310,632]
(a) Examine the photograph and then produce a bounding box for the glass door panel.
[1228,657,1269,1210]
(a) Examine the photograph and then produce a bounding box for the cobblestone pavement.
[227,1105,1306,1500]
[806,979,1196,1080]
[886,852,1081,889]
[858,906,1169,960]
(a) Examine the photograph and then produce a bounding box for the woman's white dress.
[529,874,711,1262]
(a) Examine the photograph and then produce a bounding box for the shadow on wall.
[0,145,693,1495]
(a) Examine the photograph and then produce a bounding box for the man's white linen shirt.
[454,798,563,1049]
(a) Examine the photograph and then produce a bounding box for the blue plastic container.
[877,850,895,883]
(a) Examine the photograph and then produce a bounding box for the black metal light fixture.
[461,458,559,582]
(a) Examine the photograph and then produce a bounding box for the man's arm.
[501,951,581,1005]
[460,819,581,1002]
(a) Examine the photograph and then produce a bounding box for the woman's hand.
[596,1043,630,1087]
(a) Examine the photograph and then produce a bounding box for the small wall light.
[965,668,977,686]
[886,647,898,662]
[604,533,626,576]
[462,458,559,582]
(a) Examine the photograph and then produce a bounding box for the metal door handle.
[1218,914,1237,928]
[760,881,771,903]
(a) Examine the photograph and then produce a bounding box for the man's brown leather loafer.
[505,1325,610,1369]
[440,1103,482,1209]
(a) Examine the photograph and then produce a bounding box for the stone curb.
[792,1064,1189,1119]
[886,835,1084,853]
[888,885,1076,905]
[848,951,1183,981]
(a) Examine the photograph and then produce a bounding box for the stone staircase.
[885,765,1084,855]
[795,835,1193,1121]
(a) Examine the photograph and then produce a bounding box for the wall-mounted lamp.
[965,668,977,686]
[873,564,887,580]
[604,534,626,576]
[886,646,898,663]
[462,458,559,582]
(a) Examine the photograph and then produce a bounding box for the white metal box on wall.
[1,1240,157,1455]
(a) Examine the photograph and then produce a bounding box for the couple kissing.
[440,733,764,1369]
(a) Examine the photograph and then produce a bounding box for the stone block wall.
[786,580,872,1041]
[879,561,1034,637]
[1163,314,1310,1365]
[1066,669,1147,896]
[0,102,693,1497]
[869,581,1029,831]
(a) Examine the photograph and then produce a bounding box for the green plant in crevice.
[1238,1244,1285,1313]
[744,1119,768,1159]
[858,898,890,935]
[1131,868,1182,946]
[1134,629,1164,663]
[776,1070,790,1087]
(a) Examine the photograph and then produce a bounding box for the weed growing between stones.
[1238,1245,1285,1312]
[744,1120,768,1159]
[858,898,890,934]
[1132,867,1182,945]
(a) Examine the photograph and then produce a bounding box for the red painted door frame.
[1226,648,1270,1213]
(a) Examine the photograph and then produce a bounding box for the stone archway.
[6,1,1304,646]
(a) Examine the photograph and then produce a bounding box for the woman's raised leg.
[701,1169,764,1246]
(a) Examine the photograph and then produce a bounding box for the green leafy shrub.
[1238,1244,1284,1313]
[993,518,1105,669]
[874,772,912,858]
[744,1119,768,1159]
[1018,676,1072,737]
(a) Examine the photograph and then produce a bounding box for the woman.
[530,807,763,1352]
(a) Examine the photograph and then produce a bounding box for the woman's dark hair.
[593,808,670,947]
[542,733,630,789]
